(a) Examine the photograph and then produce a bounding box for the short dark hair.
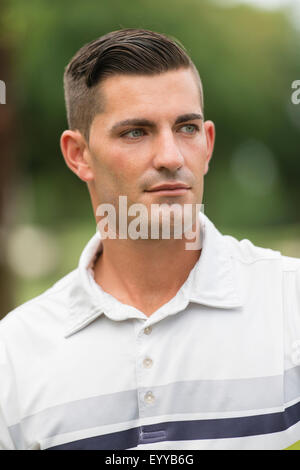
[63,28,204,141]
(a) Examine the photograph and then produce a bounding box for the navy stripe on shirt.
[46,399,300,450]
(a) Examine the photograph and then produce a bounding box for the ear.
[203,120,215,175]
[60,130,94,182]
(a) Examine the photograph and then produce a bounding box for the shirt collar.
[65,212,242,337]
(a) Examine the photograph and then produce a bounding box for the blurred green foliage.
[1,0,300,449]
[1,0,300,231]
[0,0,299,307]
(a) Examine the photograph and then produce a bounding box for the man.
[0,28,299,450]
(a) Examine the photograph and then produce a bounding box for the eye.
[122,128,145,139]
[180,124,199,134]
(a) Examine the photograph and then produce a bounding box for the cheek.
[105,141,142,172]
[95,154,140,196]
[109,150,145,185]
[92,143,126,178]
[181,138,207,169]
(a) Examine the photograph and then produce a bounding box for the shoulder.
[223,234,281,263]
[223,233,300,271]
[0,269,79,340]
[222,234,300,303]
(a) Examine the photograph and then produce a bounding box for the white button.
[143,357,153,368]
[144,326,152,335]
[144,391,155,404]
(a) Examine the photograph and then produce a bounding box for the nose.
[152,130,184,173]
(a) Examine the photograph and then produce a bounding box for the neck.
[93,227,202,316]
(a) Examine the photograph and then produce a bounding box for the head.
[60,28,215,236]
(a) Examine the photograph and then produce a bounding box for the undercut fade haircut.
[63,28,204,141]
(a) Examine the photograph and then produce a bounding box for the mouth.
[145,183,191,196]
[145,188,190,196]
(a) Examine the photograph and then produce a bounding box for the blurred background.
[0,0,299,451]
[0,0,300,315]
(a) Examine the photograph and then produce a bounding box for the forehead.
[97,68,202,120]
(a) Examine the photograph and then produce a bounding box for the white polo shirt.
[0,212,300,450]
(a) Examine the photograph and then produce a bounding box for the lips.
[146,182,191,192]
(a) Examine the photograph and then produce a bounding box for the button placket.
[134,321,168,446]
[143,326,152,335]
[143,357,153,368]
[144,390,155,404]
[134,322,157,417]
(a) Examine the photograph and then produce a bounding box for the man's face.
[85,67,215,230]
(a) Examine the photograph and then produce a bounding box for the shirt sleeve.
[0,339,18,450]
[297,266,300,308]
[284,261,300,371]
[295,265,300,357]
[0,405,16,450]
[293,265,300,351]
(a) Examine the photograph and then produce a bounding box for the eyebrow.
[109,113,203,134]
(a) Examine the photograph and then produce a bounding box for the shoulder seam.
[229,255,281,265]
